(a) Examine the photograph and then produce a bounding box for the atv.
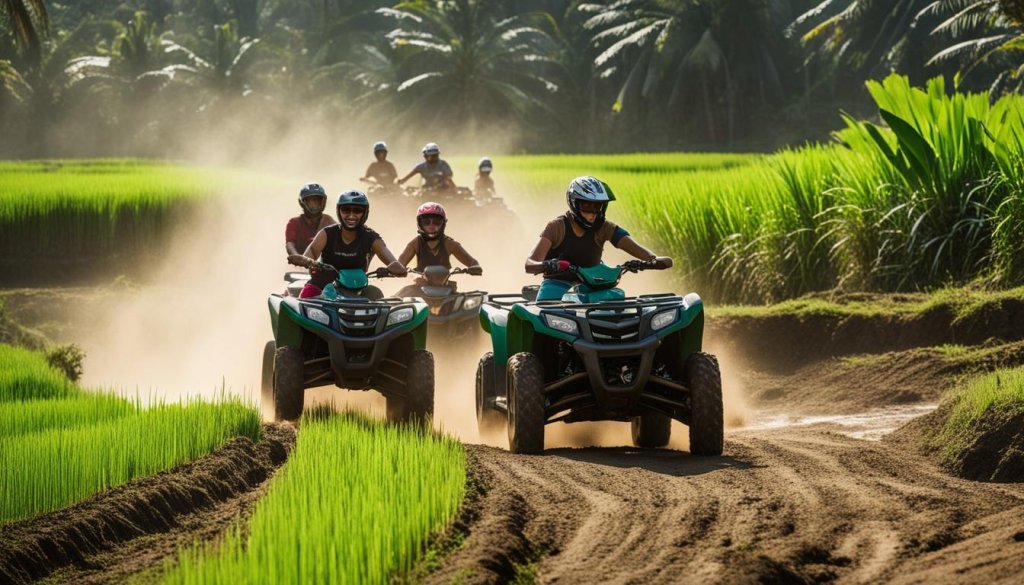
[261,256,434,423]
[475,259,723,456]
[399,265,487,342]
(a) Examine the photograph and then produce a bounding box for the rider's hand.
[467,265,483,276]
[373,267,391,278]
[542,259,571,274]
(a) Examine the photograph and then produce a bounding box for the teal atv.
[476,259,723,455]
[262,256,434,423]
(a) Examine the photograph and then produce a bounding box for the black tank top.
[312,224,380,288]
[545,216,603,282]
[415,237,451,271]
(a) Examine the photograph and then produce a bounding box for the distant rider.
[286,183,336,256]
[525,176,672,301]
[395,201,482,297]
[397,142,454,193]
[359,141,398,188]
[298,190,407,300]
[474,157,495,196]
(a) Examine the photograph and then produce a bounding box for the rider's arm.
[360,163,374,181]
[525,237,554,274]
[372,239,408,276]
[616,236,657,262]
[441,161,454,188]
[303,229,327,261]
[285,218,300,255]
[385,162,398,184]
[286,241,303,256]
[397,238,417,268]
[397,167,419,185]
[449,239,481,272]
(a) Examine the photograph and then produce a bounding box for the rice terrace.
[3,1,1024,584]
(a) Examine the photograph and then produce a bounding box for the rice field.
[0,342,261,526]
[162,412,466,585]
[500,75,1024,303]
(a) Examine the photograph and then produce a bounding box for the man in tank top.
[524,176,671,301]
[394,201,482,297]
[298,190,407,300]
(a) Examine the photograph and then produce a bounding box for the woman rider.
[394,201,482,297]
[298,190,407,300]
[525,176,672,301]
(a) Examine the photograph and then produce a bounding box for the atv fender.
[654,292,704,356]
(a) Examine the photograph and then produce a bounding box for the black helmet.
[336,190,370,228]
[566,176,614,229]
[299,183,327,216]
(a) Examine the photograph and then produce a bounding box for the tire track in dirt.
[440,429,1024,584]
[0,423,295,584]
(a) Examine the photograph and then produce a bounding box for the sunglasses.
[420,217,444,226]
[339,206,365,215]
[578,202,603,213]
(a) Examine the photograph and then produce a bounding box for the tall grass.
[0,343,75,401]
[0,392,135,437]
[162,412,465,585]
[927,366,1024,465]
[0,397,260,525]
[504,74,1024,303]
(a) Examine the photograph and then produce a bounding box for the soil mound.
[0,423,295,584]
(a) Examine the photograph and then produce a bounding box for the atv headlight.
[386,307,414,327]
[651,309,677,331]
[306,307,331,326]
[462,295,482,311]
[544,314,578,336]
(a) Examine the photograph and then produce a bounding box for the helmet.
[421,142,440,156]
[373,141,388,153]
[299,183,327,216]
[416,201,447,240]
[566,176,614,229]
[478,157,493,172]
[336,190,370,228]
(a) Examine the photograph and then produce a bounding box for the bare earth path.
[432,429,1024,584]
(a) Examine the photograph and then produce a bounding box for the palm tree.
[580,0,797,144]
[377,0,563,134]
[1,0,49,67]
[923,0,1024,94]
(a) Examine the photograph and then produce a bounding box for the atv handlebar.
[546,257,673,275]
[287,255,401,279]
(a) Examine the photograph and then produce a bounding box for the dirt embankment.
[432,436,1024,585]
[0,423,295,584]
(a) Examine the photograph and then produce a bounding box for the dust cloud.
[74,132,752,449]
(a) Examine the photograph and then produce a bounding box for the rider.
[286,183,336,255]
[525,176,672,301]
[395,201,482,297]
[359,141,398,187]
[298,190,407,300]
[397,142,454,192]
[474,157,495,195]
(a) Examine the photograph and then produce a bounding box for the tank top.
[545,216,603,282]
[311,225,380,288]
[415,236,451,271]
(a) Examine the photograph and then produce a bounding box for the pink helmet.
[416,201,447,240]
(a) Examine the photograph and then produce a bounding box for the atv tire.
[507,352,545,455]
[631,413,671,448]
[388,350,435,424]
[686,352,723,456]
[476,352,505,436]
[260,340,275,419]
[272,346,305,422]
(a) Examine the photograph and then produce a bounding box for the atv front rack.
[486,292,684,311]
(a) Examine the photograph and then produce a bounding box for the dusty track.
[432,430,1024,585]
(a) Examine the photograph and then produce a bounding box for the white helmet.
[421,142,440,156]
[566,176,614,229]
[478,157,493,172]
[373,141,388,153]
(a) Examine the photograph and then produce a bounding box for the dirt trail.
[434,430,1024,585]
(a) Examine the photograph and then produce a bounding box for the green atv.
[476,259,723,455]
[262,257,434,423]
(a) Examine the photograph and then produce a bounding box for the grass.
[0,396,260,525]
[161,411,465,585]
[926,366,1024,465]
[501,74,1024,304]
[0,392,135,437]
[0,343,76,401]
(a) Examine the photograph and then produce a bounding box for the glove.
[542,259,571,274]
[467,265,483,276]
[373,267,391,278]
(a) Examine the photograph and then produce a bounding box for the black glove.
[467,265,483,276]
[542,259,571,274]
[373,267,391,278]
